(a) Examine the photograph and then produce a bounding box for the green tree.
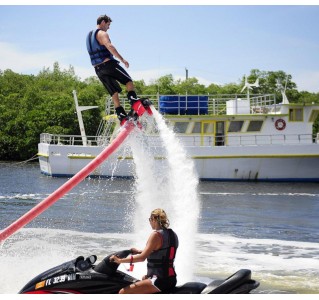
[175,77,207,95]
[244,69,299,103]
[153,74,176,94]
[1,63,319,161]
[0,63,104,160]
[207,83,223,94]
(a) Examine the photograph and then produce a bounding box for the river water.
[1,160,318,294]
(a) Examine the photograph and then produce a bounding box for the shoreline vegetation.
[1,62,319,161]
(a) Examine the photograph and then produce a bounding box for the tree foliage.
[0,64,318,160]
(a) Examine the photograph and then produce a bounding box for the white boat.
[38,87,319,182]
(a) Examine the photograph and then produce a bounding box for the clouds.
[0,41,95,80]
[0,35,318,93]
[0,40,213,86]
[3,5,317,95]
[293,71,319,92]
[0,42,60,73]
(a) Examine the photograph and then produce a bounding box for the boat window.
[247,120,263,132]
[309,110,319,122]
[173,122,188,133]
[228,121,244,132]
[192,122,201,133]
[289,108,303,121]
[202,122,214,134]
[200,122,214,134]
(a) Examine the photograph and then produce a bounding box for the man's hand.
[122,59,129,68]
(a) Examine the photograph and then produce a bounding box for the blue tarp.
[159,96,208,115]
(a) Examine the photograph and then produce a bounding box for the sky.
[1,2,319,92]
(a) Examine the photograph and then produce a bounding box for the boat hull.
[38,142,319,182]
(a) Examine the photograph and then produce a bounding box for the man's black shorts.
[95,60,132,96]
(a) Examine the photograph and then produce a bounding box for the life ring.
[275,119,286,130]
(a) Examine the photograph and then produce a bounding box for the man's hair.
[97,15,112,25]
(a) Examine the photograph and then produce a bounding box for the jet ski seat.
[169,282,207,294]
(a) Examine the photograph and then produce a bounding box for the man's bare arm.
[98,31,129,68]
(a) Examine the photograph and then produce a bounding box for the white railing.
[40,133,105,146]
[225,133,315,146]
[110,94,277,116]
[40,133,317,147]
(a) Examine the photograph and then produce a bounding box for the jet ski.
[19,249,260,294]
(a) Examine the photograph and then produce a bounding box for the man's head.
[97,15,112,25]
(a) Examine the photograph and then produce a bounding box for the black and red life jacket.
[147,228,178,278]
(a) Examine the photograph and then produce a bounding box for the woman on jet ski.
[110,208,179,294]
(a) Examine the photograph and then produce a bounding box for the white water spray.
[129,108,200,283]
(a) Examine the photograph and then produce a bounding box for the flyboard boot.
[128,91,153,116]
[117,91,153,127]
[115,106,128,126]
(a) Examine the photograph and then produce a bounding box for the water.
[128,108,200,282]
[1,124,319,294]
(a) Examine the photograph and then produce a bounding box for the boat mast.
[72,90,98,146]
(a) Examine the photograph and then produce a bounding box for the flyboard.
[0,99,153,243]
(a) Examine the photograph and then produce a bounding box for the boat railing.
[40,133,107,146]
[188,133,315,146]
[178,133,317,147]
[108,93,277,116]
[40,132,318,147]
[225,133,315,146]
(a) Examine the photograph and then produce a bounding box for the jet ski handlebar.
[94,249,132,275]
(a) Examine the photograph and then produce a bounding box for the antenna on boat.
[276,77,290,104]
[72,90,98,146]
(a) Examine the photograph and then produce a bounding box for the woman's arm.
[111,232,162,264]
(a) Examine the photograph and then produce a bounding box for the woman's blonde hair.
[151,208,170,229]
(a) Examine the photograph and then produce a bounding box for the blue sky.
[1,3,319,92]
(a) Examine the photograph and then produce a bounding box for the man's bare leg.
[126,81,134,93]
[112,92,121,108]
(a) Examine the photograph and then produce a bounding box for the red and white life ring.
[275,119,286,131]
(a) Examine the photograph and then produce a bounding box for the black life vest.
[86,29,114,65]
[147,228,178,278]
